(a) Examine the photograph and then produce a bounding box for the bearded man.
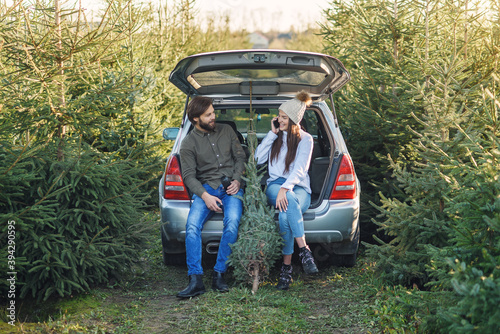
[177,96,246,298]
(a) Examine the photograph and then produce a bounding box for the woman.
[255,91,319,291]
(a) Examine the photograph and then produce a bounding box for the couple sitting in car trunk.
[176,92,318,299]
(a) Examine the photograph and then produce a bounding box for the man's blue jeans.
[266,177,311,255]
[185,184,243,276]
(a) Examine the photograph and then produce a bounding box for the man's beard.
[199,119,215,131]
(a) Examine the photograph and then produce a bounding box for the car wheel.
[161,232,185,266]
[332,228,359,267]
[312,243,335,264]
[336,253,357,268]
[312,228,360,267]
[312,244,357,267]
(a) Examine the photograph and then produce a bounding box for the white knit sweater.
[254,130,313,194]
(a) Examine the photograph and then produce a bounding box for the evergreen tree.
[363,0,496,286]
[321,0,429,240]
[136,0,251,149]
[322,0,500,330]
[228,105,282,293]
[0,0,158,300]
[433,76,500,332]
[366,52,476,286]
[0,0,252,300]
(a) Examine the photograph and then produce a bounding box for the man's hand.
[201,192,223,212]
[226,179,241,195]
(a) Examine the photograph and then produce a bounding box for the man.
[177,96,246,298]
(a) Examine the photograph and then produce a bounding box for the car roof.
[169,49,350,100]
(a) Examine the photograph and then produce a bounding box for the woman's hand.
[271,117,279,134]
[276,187,289,212]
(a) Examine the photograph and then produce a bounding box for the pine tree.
[432,74,500,333]
[321,0,430,240]
[0,0,253,300]
[322,1,499,330]
[363,0,496,287]
[228,99,282,293]
[0,0,158,300]
[366,53,474,286]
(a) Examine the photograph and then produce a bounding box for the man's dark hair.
[187,96,213,124]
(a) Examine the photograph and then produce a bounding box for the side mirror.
[163,127,180,140]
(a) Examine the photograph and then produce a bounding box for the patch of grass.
[147,256,380,334]
[367,285,456,333]
[3,213,386,333]
[179,287,311,333]
[0,290,106,325]
[55,293,105,317]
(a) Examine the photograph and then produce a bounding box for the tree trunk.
[392,0,398,99]
[55,0,66,161]
[252,266,260,294]
[425,0,430,88]
[464,0,468,59]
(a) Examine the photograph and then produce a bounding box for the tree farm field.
[1,213,380,334]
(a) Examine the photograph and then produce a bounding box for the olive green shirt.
[179,123,246,198]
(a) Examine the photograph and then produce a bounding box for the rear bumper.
[159,194,360,254]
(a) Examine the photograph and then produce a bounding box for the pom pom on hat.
[295,91,312,105]
[279,91,312,125]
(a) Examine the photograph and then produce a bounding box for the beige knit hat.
[279,91,312,125]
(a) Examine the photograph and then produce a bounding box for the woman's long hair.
[270,121,301,173]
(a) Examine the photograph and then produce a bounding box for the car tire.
[161,232,186,266]
[336,253,357,268]
[312,227,360,267]
[332,227,360,268]
[312,243,334,264]
[311,244,357,267]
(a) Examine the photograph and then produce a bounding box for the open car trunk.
[205,101,338,209]
[169,49,350,100]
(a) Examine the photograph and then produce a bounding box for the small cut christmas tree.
[228,103,282,293]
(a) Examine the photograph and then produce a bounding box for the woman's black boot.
[276,263,293,290]
[299,246,319,274]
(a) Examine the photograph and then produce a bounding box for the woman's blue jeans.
[185,184,243,276]
[266,177,311,255]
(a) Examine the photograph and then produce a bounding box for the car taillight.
[330,154,357,200]
[163,155,190,200]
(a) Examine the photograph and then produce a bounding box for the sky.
[4,1,494,32]
[193,0,332,32]
[69,0,332,32]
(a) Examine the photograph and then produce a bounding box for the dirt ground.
[2,249,377,333]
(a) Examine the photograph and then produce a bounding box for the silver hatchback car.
[159,50,360,267]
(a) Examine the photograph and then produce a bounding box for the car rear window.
[215,107,319,141]
[189,69,327,88]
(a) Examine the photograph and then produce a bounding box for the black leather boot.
[212,271,229,292]
[176,275,206,298]
[299,246,319,274]
[276,263,293,290]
